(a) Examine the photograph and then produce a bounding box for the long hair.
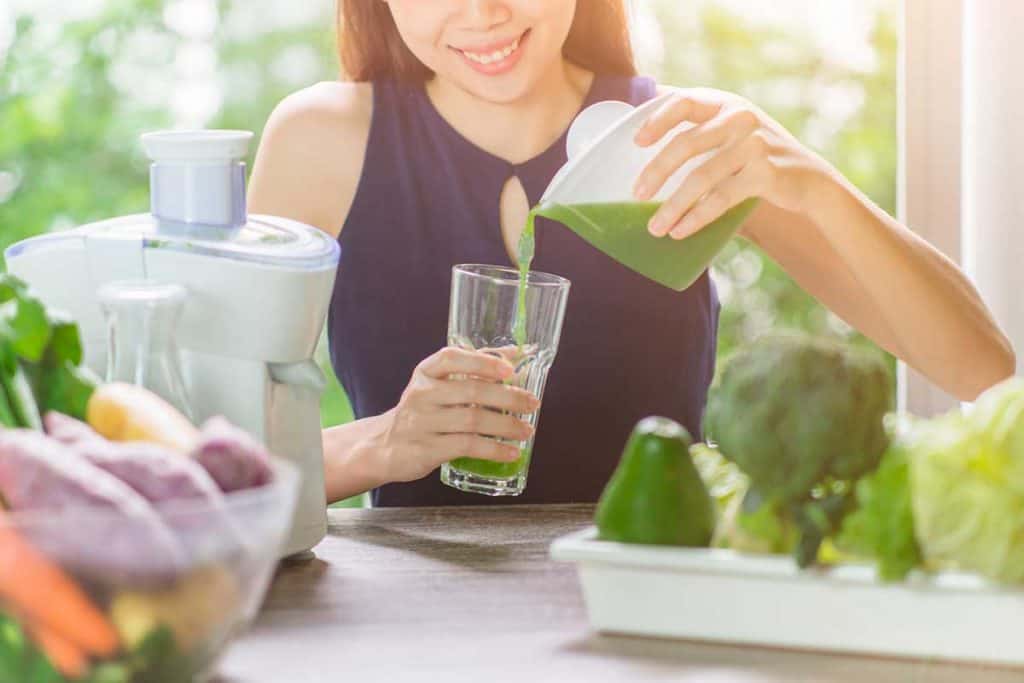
[337,1,638,82]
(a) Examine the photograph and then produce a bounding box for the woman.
[249,0,1014,506]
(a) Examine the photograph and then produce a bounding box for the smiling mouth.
[454,30,528,66]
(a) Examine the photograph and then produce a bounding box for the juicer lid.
[7,213,340,271]
[540,91,711,207]
[7,129,340,271]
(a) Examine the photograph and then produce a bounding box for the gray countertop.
[218,504,1022,682]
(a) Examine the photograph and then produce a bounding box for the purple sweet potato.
[45,412,224,504]
[44,412,245,563]
[0,429,185,584]
[191,417,274,492]
[43,410,104,445]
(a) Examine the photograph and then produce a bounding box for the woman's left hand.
[633,88,833,239]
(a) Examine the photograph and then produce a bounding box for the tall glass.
[440,264,570,496]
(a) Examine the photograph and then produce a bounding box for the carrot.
[0,518,119,657]
[24,618,89,679]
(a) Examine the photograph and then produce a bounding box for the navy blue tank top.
[328,75,720,506]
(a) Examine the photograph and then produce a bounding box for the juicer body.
[6,216,337,556]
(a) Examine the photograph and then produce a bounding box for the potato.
[110,565,241,652]
[87,383,199,453]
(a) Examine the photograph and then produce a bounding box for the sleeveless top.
[328,75,720,506]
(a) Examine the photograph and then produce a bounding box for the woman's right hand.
[372,347,541,484]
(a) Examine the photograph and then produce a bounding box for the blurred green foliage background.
[0,0,897,435]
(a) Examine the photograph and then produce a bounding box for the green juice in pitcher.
[450,198,757,490]
[514,197,757,343]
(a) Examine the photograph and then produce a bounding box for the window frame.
[898,0,963,415]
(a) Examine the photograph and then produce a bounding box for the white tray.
[550,527,1024,667]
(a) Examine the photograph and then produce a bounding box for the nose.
[464,0,511,29]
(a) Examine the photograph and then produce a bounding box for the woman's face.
[384,0,577,102]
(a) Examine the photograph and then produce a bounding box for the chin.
[458,75,535,104]
[448,60,554,105]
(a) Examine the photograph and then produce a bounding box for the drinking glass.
[98,279,193,420]
[440,264,570,496]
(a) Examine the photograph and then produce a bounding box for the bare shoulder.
[248,81,373,238]
[270,81,372,132]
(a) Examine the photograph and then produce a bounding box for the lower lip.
[454,31,529,77]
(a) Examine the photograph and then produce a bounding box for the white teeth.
[463,37,520,65]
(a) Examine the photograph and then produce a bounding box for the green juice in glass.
[448,198,757,488]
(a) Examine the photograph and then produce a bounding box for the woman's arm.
[742,174,1014,402]
[634,89,1015,401]
[323,412,393,502]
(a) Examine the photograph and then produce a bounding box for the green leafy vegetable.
[129,626,195,683]
[0,613,64,683]
[32,361,100,422]
[690,442,748,512]
[82,663,132,683]
[704,332,894,567]
[837,416,922,581]
[0,342,42,430]
[0,383,17,428]
[0,274,97,427]
[42,312,84,367]
[723,490,797,554]
[909,378,1024,584]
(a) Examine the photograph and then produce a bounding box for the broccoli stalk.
[704,332,894,567]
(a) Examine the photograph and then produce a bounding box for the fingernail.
[648,214,666,236]
[634,130,649,146]
[634,182,650,201]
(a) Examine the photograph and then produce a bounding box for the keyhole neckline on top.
[498,173,532,269]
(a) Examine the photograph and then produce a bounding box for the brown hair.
[337,1,638,82]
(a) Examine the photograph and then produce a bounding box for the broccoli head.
[704,332,893,565]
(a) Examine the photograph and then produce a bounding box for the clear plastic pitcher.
[98,279,193,420]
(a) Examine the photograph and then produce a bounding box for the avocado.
[595,416,715,547]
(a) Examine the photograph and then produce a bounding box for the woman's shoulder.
[248,82,374,238]
[266,81,374,142]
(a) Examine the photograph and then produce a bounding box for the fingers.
[635,91,724,147]
[667,160,769,240]
[428,407,534,441]
[649,131,767,237]
[417,347,514,382]
[429,377,540,413]
[430,434,523,463]
[634,108,759,202]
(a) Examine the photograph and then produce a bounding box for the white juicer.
[5,130,339,557]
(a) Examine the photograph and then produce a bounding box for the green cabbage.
[910,378,1024,583]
